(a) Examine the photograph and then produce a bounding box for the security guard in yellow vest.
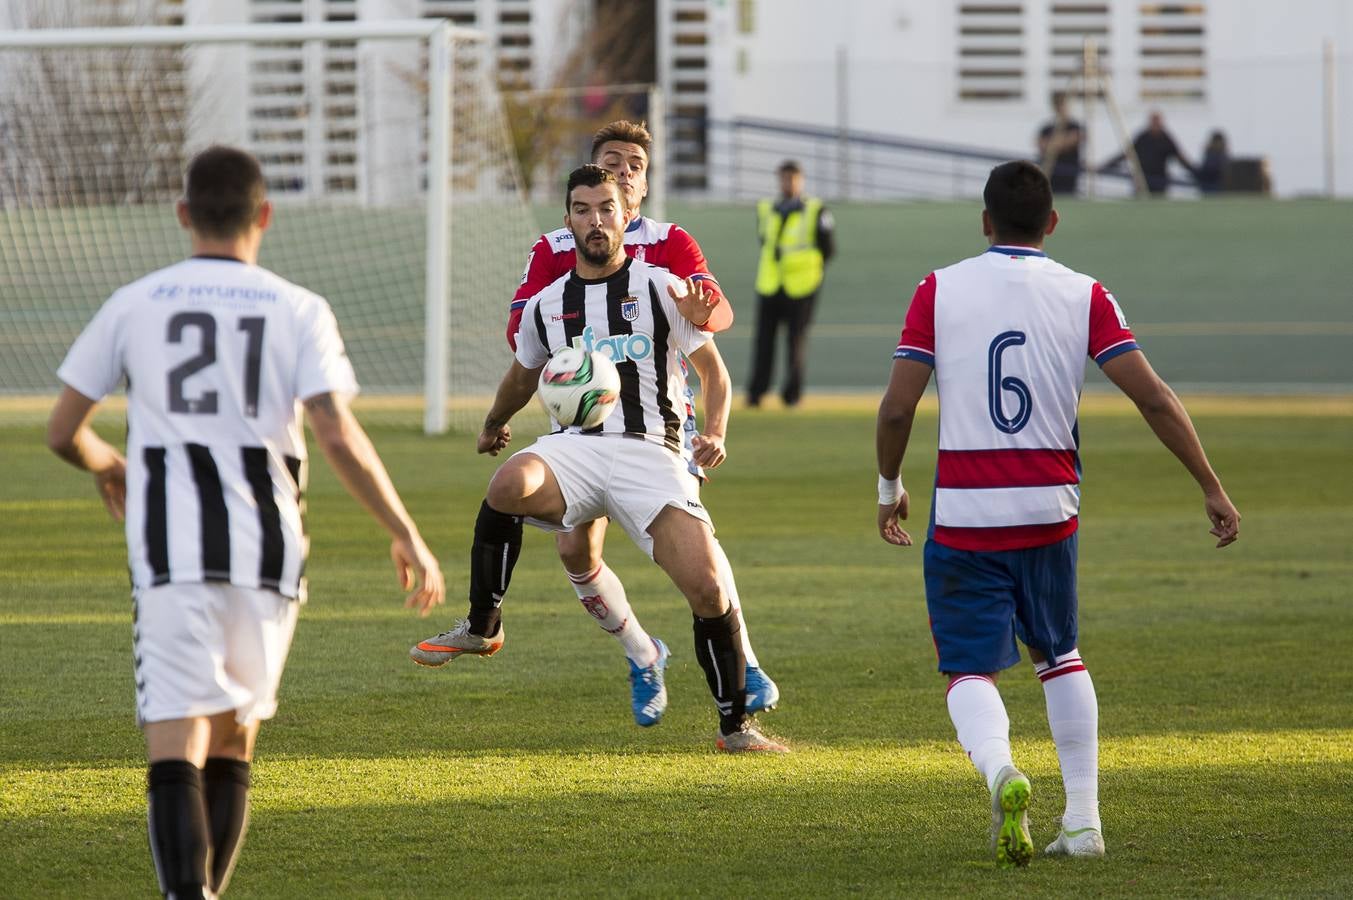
[748,160,835,407]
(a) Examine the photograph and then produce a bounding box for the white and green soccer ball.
[538,347,621,429]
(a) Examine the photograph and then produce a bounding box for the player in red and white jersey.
[421,120,780,721]
[875,161,1240,867]
[47,147,443,898]
[505,121,731,351]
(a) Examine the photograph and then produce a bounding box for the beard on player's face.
[577,227,620,265]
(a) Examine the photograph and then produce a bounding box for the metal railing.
[698,116,1185,202]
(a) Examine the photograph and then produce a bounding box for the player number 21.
[167,311,266,417]
[987,330,1032,434]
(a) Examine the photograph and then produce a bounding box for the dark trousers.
[747,290,817,407]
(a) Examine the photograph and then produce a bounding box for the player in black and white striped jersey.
[523,262,692,453]
[412,165,785,752]
[47,146,445,899]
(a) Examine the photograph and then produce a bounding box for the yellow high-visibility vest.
[755,197,825,298]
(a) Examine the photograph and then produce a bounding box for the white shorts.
[517,433,713,557]
[132,582,300,726]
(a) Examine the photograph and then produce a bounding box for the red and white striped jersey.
[894,245,1137,552]
[507,216,725,350]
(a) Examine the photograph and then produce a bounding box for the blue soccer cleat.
[628,638,669,727]
[745,665,780,714]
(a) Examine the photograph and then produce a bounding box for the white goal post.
[0,20,537,433]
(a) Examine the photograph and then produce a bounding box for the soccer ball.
[538,348,620,429]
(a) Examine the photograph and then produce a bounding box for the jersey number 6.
[987,330,1032,434]
[167,311,266,417]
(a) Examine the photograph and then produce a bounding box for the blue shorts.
[923,533,1079,675]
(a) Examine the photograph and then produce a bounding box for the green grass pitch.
[2,397,1351,896]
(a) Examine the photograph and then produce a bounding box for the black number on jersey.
[238,316,266,417]
[166,312,267,417]
[167,312,218,414]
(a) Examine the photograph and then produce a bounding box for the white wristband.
[878,474,904,506]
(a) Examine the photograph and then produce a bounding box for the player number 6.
[987,330,1032,434]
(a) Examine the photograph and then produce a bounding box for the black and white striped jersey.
[515,257,711,454]
[57,257,358,600]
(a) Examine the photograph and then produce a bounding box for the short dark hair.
[184,146,266,239]
[778,159,802,174]
[565,164,621,210]
[983,161,1053,243]
[590,120,652,160]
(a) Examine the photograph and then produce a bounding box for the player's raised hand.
[670,276,717,327]
[1204,488,1240,548]
[392,534,445,617]
[878,491,913,546]
[692,433,726,469]
[478,423,511,456]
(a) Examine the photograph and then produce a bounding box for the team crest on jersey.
[620,296,640,321]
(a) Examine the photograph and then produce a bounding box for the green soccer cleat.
[990,765,1034,869]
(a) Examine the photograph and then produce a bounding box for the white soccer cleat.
[715,721,790,753]
[1044,817,1106,858]
[409,619,504,667]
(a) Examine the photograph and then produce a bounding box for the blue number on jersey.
[988,331,1032,434]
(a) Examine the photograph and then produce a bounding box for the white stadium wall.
[714,0,1353,199]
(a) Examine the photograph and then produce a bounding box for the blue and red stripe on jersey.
[894,272,936,365]
[1088,282,1138,365]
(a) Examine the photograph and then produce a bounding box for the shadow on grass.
[3,759,1348,899]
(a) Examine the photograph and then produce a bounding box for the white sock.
[946,675,1013,791]
[568,562,657,666]
[712,539,759,668]
[1036,650,1101,831]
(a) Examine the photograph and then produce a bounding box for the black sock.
[468,499,522,636]
[146,760,210,900]
[693,608,747,735]
[203,758,251,894]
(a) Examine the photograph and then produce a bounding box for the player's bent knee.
[556,521,604,571]
[486,454,553,514]
[684,577,726,618]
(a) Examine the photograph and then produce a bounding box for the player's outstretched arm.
[669,276,719,329]
[1101,350,1240,547]
[684,342,731,469]
[303,392,445,615]
[479,360,542,456]
[665,227,733,332]
[875,359,933,546]
[47,386,127,522]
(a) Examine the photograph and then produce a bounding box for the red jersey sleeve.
[656,225,733,333]
[1087,282,1138,365]
[506,234,568,350]
[894,273,937,367]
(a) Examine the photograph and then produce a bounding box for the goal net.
[0,20,539,432]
